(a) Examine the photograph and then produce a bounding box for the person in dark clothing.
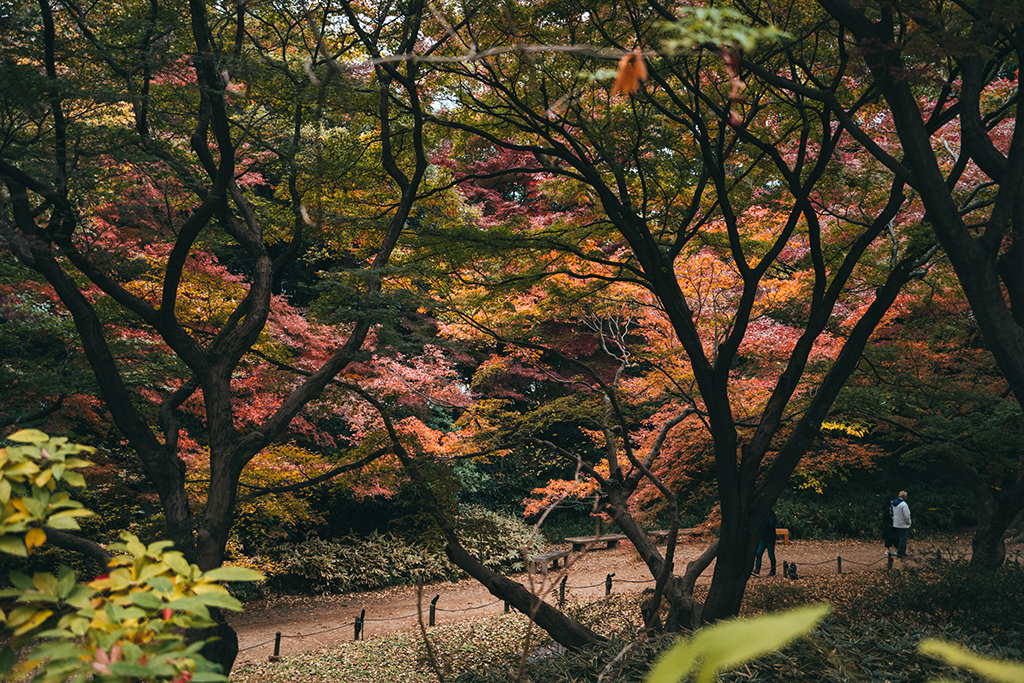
[751,508,778,576]
[882,495,899,554]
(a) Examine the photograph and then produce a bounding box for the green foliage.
[0,429,94,556]
[861,553,1024,634]
[772,475,974,539]
[919,639,1024,683]
[267,532,449,595]
[0,430,262,682]
[662,7,790,53]
[645,605,830,683]
[455,505,545,570]
[265,505,545,594]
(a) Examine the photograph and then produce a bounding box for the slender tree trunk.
[443,536,605,649]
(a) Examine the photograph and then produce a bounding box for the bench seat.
[528,549,570,574]
[564,534,627,552]
[647,528,701,542]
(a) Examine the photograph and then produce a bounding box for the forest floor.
[228,531,1013,668]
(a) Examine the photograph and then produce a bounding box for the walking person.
[751,508,778,576]
[891,491,912,558]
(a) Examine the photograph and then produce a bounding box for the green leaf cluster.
[0,431,263,683]
[661,7,790,53]
[265,505,544,594]
[0,429,94,556]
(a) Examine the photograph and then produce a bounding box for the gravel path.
[228,532,1009,667]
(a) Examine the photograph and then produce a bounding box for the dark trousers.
[754,538,776,572]
[896,528,909,557]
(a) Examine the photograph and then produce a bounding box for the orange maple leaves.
[611,49,648,96]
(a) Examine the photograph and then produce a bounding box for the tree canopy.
[1,0,1021,674]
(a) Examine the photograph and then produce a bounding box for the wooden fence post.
[354,609,365,640]
[429,594,439,627]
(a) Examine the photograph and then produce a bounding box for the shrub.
[0,430,262,682]
[773,480,974,540]
[454,504,546,572]
[860,553,1024,636]
[265,505,546,594]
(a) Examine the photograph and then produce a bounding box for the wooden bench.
[564,534,627,552]
[528,549,570,574]
[776,528,790,546]
[647,528,702,543]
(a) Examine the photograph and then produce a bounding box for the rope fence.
[241,546,973,658]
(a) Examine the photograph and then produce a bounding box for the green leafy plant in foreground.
[0,429,263,682]
[919,639,1024,683]
[645,604,831,683]
[645,605,1024,683]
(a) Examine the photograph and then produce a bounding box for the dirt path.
[228,533,999,667]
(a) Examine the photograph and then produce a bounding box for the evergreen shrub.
[266,505,545,594]
[862,553,1024,635]
[772,480,974,539]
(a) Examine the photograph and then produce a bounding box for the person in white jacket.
[891,491,912,558]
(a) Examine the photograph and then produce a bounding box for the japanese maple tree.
[0,0,436,671]
[417,0,940,628]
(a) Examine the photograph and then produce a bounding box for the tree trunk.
[971,525,1007,568]
[186,609,238,677]
[700,504,758,622]
[443,537,605,649]
[948,459,1024,569]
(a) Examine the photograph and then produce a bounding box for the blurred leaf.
[919,639,1024,682]
[7,430,49,444]
[645,604,830,683]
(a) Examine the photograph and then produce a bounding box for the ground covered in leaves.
[229,535,1024,682]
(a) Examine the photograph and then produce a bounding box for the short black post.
[273,631,281,658]
[887,553,894,570]
[429,594,440,627]
[837,556,842,574]
[504,601,510,613]
[605,572,615,596]
[783,560,789,577]
[355,609,365,640]
[559,576,567,607]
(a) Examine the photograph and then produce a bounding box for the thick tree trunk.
[971,525,1008,568]
[948,460,1024,569]
[443,537,605,649]
[969,475,1007,568]
[701,504,758,622]
[186,610,238,677]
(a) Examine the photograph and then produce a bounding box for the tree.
[413,0,943,626]
[0,0,431,671]
[755,0,1024,566]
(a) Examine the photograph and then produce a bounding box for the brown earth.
[228,532,1013,668]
